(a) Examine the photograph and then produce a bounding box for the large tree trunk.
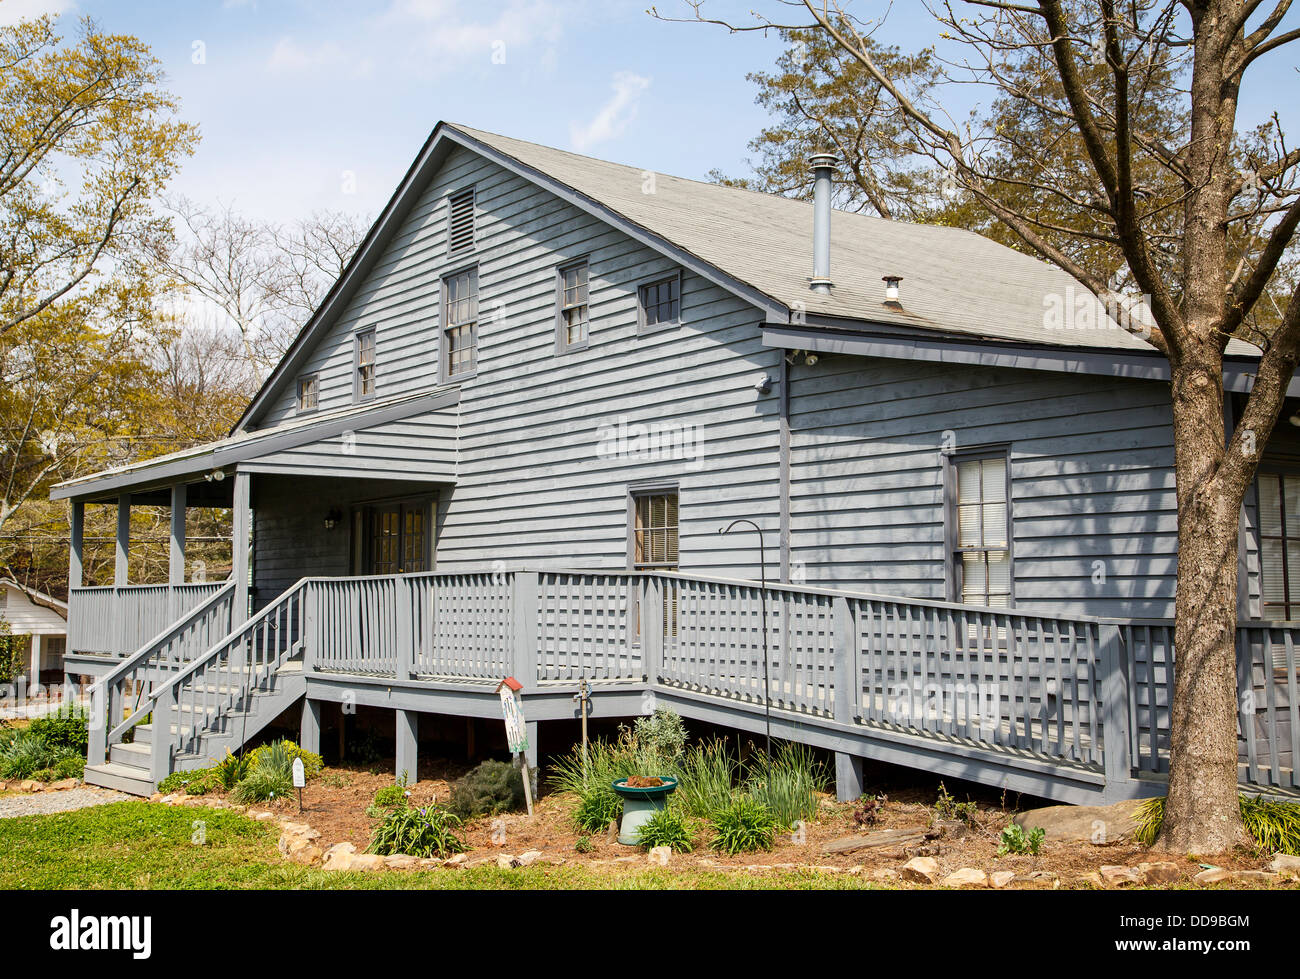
[1160,349,1249,853]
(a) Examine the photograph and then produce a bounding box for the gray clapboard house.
[51,123,1298,803]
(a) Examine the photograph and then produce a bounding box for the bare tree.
[656,0,1300,852]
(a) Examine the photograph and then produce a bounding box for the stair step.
[84,762,154,797]
[109,741,150,766]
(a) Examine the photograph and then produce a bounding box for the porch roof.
[50,388,459,504]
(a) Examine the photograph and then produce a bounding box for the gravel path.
[0,787,130,819]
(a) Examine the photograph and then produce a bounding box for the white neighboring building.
[0,579,68,687]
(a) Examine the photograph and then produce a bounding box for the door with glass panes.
[356,500,429,575]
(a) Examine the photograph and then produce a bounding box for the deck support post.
[69,500,84,589]
[1099,623,1133,802]
[395,708,418,785]
[169,483,187,621]
[832,596,863,801]
[300,698,322,755]
[114,494,131,586]
[29,634,42,689]
[522,720,539,798]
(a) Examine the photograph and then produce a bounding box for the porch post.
[300,699,322,755]
[170,483,187,621]
[29,634,42,690]
[69,500,84,589]
[114,494,131,586]
[1099,623,1134,802]
[395,708,418,785]
[230,471,251,623]
[832,595,864,802]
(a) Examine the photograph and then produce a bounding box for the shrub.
[574,835,594,854]
[709,796,780,854]
[373,784,409,809]
[1135,795,1300,855]
[54,755,85,780]
[573,790,621,834]
[632,708,687,767]
[27,707,89,754]
[158,767,218,795]
[0,730,77,780]
[450,759,526,819]
[636,807,694,852]
[998,823,1045,856]
[211,750,251,790]
[934,782,980,825]
[367,804,467,859]
[744,742,827,829]
[676,739,737,818]
[246,739,321,780]
[230,741,294,803]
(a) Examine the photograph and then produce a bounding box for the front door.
[361,500,429,574]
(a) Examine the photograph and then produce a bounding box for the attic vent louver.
[447,187,475,256]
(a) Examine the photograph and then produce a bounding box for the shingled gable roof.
[236,121,1257,432]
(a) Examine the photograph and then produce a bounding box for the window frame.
[446,186,476,258]
[1253,466,1300,622]
[555,258,591,353]
[440,264,480,384]
[944,446,1014,608]
[296,372,320,414]
[627,483,681,572]
[353,329,376,403]
[636,271,682,336]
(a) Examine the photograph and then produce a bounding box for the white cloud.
[267,37,373,78]
[0,0,74,27]
[380,0,565,67]
[569,71,651,153]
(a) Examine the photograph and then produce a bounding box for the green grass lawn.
[0,802,878,890]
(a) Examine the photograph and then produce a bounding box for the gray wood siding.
[787,356,1179,619]
[244,411,458,481]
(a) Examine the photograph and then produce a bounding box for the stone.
[647,846,672,866]
[149,792,163,802]
[516,850,543,867]
[989,870,1016,889]
[899,856,940,884]
[1193,867,1232,884]
[350,854,387,872]
[289,844,322,867]
[941,868,987,888]
[1136,861,1182,885]
[384,855,421,870]
[1100,865,1143,886]
[1231,870,1279,883]
[496,854,520,869]
[443,853,468,867]
[871,868,900,882]
[48,778,80,791]
[1267,853,1300,879]
[604,819,619,843]
[19,780,42,793]
[464,856,495,868]
[321,842,358,871]
[416,857,444,869]
[252,811,276,822]
[933,819,971,839]
[1013,800,1141,844]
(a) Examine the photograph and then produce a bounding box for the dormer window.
[297,373,319,413]
[447,187,475,256]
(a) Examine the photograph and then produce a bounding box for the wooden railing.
[70,582,229,657]
[86,580,236,767]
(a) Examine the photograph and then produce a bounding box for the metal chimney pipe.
[808,153,837,295]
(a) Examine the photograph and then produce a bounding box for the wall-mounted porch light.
[323,508,343,531]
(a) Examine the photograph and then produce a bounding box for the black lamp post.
[719,518,771,757]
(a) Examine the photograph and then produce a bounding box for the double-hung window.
[443,267,478,380]
[950,452,1012,607]
[638,273,680,334]
[297,373,319,413]
[632,489,679,639]
[1257,472,1300,620]
[354,330,376,401]
[557,261,589,351]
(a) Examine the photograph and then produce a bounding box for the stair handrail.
[131,578,311,785]
[87,579,237,766]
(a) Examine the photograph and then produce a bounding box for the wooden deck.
[71,569,1300,803]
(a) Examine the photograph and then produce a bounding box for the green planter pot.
[611,777,678,846]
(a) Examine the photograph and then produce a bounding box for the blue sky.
[3,0,1296,226]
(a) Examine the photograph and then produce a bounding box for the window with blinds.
[297,373,319,412]
[953,454,1012,607]
[1258,472,1300,620]
[633,492,679,570]
[558,261,589,350]
[447,188,475,256]
[443,267,478,379]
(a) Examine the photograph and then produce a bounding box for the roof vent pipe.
[808,153,837,295]
[883,275,903,303]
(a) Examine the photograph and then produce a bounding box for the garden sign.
[496,677,533,816]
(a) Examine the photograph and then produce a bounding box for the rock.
[647,846,672,866]
[280,821,319,839]
[989,870,1016,889]
[496,854,520,869]
[899,856,940,884]
[933,819,971,839]
[321,842,357,871]
[871,868,900,882]
[384,855,421,870]
[252,811,276,822]
[443,853,468,867]
[1100,865,1143,886]
[1136,861,1182,885]
[941,868,987,888]
[1231,870,1280,883]
[48,779,80,791]
[604,819,619,843]
[1267,853,1300,879]
[19,780,42,793]
[149,792,163,802]
[289,844,322,867]
[1013,800,1141,844]
[1193,867,1233,884]
[516,850,543,867]
[350,854,387,872]
[417,858,444,870]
